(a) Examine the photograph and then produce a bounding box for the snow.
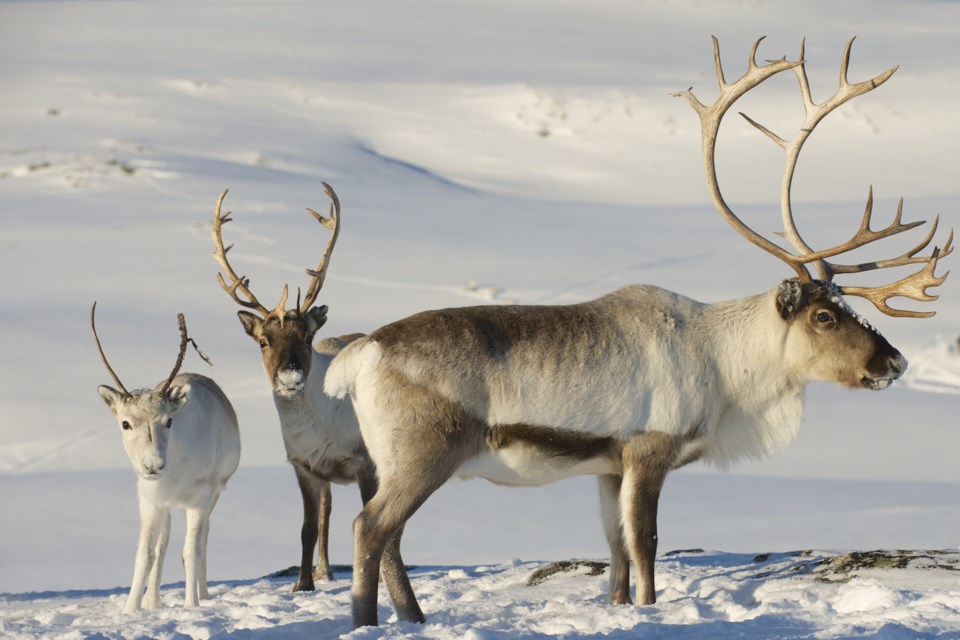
[5,550,960,639]
[2,0,960,638]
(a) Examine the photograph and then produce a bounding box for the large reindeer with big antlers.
[212,183,415,602]
[325,38,952,628]
[92,304,241,611]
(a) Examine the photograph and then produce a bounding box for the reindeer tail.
[323,337,378,399]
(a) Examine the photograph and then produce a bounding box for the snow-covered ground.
[6,549,960,639]
[2,1,960,638]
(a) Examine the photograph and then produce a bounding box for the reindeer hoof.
[292,579,315,592]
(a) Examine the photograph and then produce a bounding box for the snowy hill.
[2,0,960,638]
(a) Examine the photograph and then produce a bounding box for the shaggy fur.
[326,280,905,627]
[99,373,240,612]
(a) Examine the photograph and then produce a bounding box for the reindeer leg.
[352,448,464,626]
[142,507,170,610]
[182,503,210,607]
[351,371,483,628]
[598,473,632,605]
[125,499,165,612]
[620,432,678,606]
[314,481,334,581]
[352,478,438,627]
[354,464,424,624]
[351,491,393,627]
[381,524,423,623]
[198,492,220,600]
[291,464,325,591]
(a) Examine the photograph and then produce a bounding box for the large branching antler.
[672,37,805,271]
[674,36,951,318]
[212,183,341,321]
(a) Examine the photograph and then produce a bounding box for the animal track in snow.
[2,424,112,474]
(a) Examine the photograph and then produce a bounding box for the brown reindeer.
[325,38,952,627]
[211,183,412,603]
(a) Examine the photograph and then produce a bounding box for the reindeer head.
[775,279,906,390]
[212,182,341,399]
[676,37,951,389]
[238,307,328,397]
[92,304,192,480]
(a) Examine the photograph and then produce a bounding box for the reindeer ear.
[304,305,328,334]
[237,311,262,338]
[98,385,124,414]
[776,279,806,320]
[165,383,190,412]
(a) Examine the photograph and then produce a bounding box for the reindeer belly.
[455,423,621,487]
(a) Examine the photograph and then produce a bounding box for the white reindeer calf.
[92,304,241,612]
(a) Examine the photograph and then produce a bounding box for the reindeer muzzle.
[862,351,907,391]
[275,368,306,397]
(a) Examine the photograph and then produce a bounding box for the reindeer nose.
[143,462,165,478]
[868,345,907,380]
[278,368,304,383]
[889,352,908,379]
[275,368,306,396]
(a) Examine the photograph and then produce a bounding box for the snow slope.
[2,0,960,638]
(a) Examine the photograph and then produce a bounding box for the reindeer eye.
[259,338,268,349]
[121,421,132,431]
[165,419,172,429]
[816,311,833,324]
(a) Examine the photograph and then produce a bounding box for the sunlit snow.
[2,1,960,638]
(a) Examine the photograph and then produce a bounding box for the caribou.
[92,304,241,612]
[211,183,410,596]
[324,38,952,627]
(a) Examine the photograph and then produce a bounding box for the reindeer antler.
[158,313,189,397]
[92,305,206,396]
[674,36,951,318]
[90,301,129,395]
[299,181,341,314]
[673,37,805,272]
[212,189,276,318]
[212,183,341,320]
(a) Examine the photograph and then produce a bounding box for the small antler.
[90,301,129,395]
[299,181,341,314]
[158,314,190,397]
[675,36,951,317]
